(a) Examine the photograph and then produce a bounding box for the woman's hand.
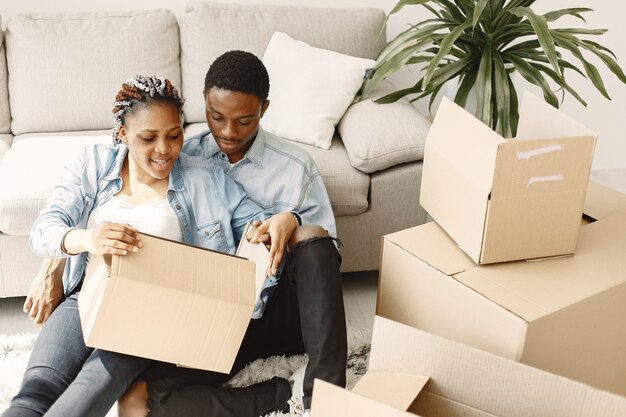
[23,258,65,327]
[248,212,299,275]
[63,222,143,256]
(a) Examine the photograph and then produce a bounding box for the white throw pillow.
[261,32,375,150]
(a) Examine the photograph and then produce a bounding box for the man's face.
[204,88,269,163]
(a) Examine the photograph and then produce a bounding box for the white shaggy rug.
[0,330,370,416]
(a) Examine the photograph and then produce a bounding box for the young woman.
[4,75,298,417]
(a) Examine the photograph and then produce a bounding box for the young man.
[25,51,347,416]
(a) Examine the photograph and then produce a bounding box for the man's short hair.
[204,50,270,102]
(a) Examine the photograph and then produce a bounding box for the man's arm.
[23,258,65,327]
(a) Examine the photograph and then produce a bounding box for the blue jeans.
[3,291,151,417]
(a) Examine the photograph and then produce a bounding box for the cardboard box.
[78,228,269,373]
[377,182,626,396]
[420,93,596,264]
[311,316,626,417]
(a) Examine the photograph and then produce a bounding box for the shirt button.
[175,204,181,210]
[167,190,174,197]
[185,225,190,231]
[221,153,226,159]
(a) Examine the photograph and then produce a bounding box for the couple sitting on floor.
[5,51,347,417]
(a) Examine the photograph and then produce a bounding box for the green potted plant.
[361,0,626,137]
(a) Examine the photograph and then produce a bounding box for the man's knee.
[288,224,329,249]
[10,367,68,412]
[118,381,149,417]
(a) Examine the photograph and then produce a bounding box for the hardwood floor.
[0,271,380,337]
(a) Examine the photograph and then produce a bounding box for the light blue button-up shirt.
[29,144,271,296]
[183,126,336,237]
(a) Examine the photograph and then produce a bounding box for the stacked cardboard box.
[420,93,596,264]
[312,316,626,417]
[374,94,626,399]
[315,95,626,414]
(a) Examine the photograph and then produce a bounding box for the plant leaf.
[507,75,520,136]
[454,64,479,108]
[493,54,512,137]
[422,20,473,88]
[509,6,561,77]
[475,46,493,126]
[504,53,559,107]
[582,39,617,59]
[544,8,592,23]
[378,0,433,40]
[473,0,489,28]
[578,40,626,84]
[553,28,607,36]
[529,62,588,106]
[553,34,611,99]
[375,79,424,104]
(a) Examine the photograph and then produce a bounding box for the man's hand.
[248,212,299,275]
[23,258,65,327]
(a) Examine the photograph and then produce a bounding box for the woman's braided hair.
[112,75,184,144]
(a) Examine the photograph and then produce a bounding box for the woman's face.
[119,102,183,183]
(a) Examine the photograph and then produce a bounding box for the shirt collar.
[104,144,128,181]
[205,127,267,168]
[168,158,185,192]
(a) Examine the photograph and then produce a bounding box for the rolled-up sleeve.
[29,148,90,258]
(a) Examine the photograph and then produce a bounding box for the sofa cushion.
[338,81,430,173]
[180,1,386,123]
[184,123,369,216]
[0,132,111,236]
[261,32,374,150]
[0,20,10,134]
[0,134,12,161]
[289,135,369,216]
[5,10,181,135]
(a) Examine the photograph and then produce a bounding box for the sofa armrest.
[338,81,430,174]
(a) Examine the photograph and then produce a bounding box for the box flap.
[584,181,626,221]
[517,92,597,140]
[311,379,418,417]
[479,115,595,263]
[369,316,626,417]
[236,223,270,302]
[384,223,476,276]
[420,97,506,263]
[455,210,626,321]
[79,233,256,373]
[352,371,428,411]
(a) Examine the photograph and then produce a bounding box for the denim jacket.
[29,144,271,295]
[183,126,336,237]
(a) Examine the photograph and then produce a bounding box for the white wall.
[2,0,625,169]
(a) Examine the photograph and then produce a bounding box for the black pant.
[141,236,347,416]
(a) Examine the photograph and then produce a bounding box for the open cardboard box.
[377,182,626,396]
[311,316,626,417]
[78,224,269,373]
[420,93,596,264]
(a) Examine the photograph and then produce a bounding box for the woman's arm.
[62,221,142,256]
[29,145,142,257]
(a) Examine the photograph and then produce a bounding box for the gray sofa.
[0,2,429,297]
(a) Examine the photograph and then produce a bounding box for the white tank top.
[86,196,183,242]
